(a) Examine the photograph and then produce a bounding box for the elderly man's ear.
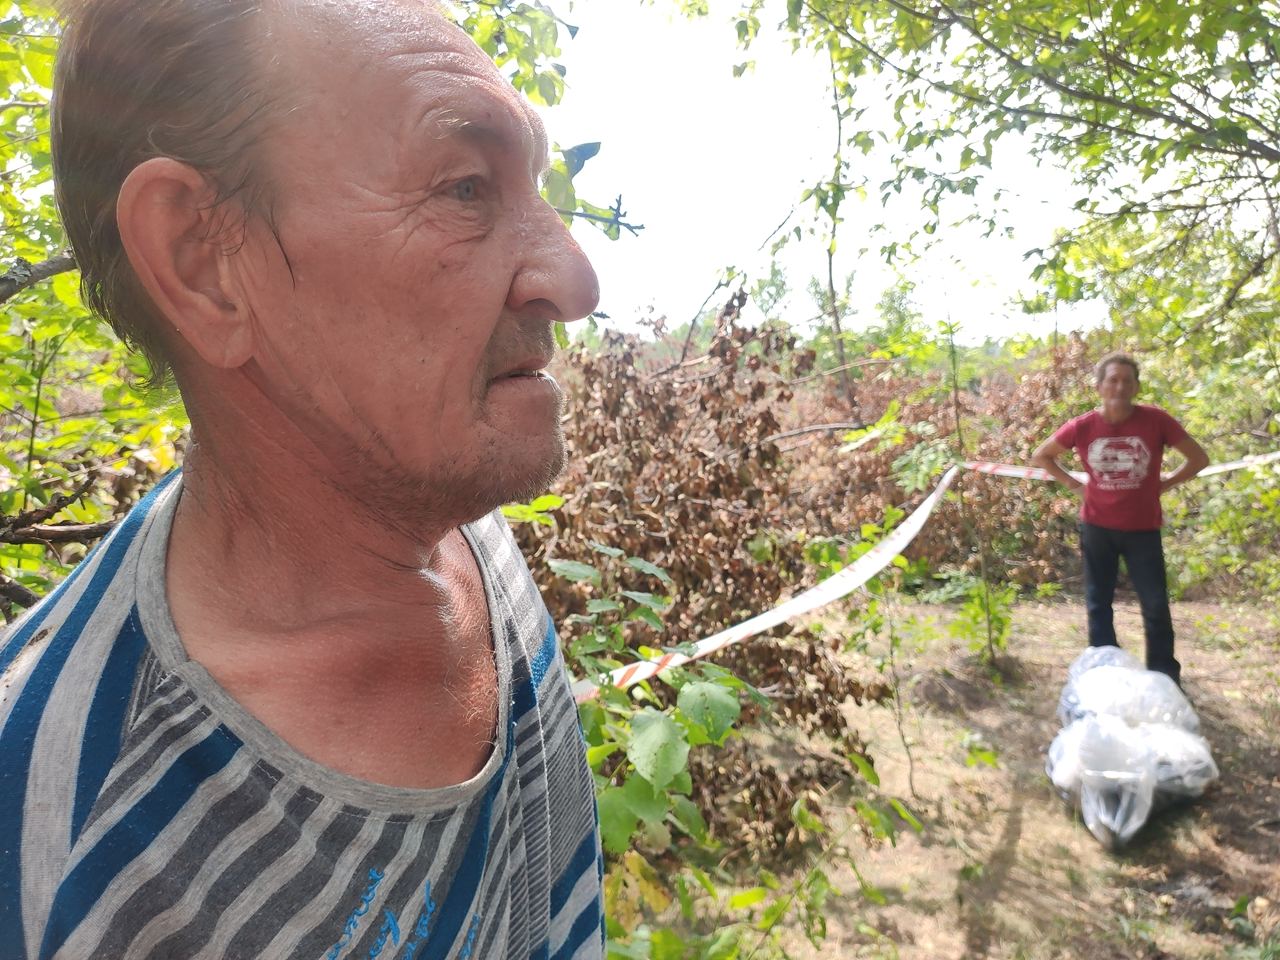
[116,158,257,370]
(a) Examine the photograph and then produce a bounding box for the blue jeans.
[1080,522,1180,684]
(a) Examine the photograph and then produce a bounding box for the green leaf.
[587,540,624,558]
[620,774,669,824]
[586,598,622,614]
[669,769,692,795]
[790,797,827,834]
[597,787,639,855]
[674,875,695,921]
[548,559,600,585]
[626,709,689,790]
[625,556,673,583]
[585,741,619,769]
[689,866,718,899]
[847,752,880,786]
[889,798,923,832]
[500,503,554,526]
[628,606,664,632]
[529,493,564,511]
[669,795,707,841]
[757,896,789,930]
[619,590,668,611]
[541,166,576,212]
[677,681,740,743]
[729,887,768,910]
[854,800,896,844]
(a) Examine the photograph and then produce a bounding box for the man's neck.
[1100,401,1136,425]
[166,426,466,647]
[160,418,501,789]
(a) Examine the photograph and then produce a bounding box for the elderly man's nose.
[508,207,600,323]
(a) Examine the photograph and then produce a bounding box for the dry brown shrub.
[780,335,1094,587]
[520,321,806,641]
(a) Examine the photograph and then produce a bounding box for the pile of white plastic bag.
[1045,646,1219,849]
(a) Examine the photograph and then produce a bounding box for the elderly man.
[1032,353,1209,686]
[0,1,603,957]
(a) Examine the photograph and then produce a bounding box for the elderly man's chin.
[372,425,567,530]
[492,426,568,507]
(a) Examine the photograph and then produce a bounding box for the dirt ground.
[767,598,1280,960]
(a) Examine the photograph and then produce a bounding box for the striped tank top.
[0,472,604,959]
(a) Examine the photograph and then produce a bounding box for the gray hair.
[52,0,281,385]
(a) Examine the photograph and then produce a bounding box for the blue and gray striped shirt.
[0,472,604,959]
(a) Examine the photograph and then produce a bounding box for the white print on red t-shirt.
[1087,436,1151,490]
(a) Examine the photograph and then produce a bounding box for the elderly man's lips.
[489,370,559,388]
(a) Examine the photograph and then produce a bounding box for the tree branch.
[1,521,117,545]
[807,1,1280,166]
[788,357,894,386]
[1221,247,1278,316]
[4,477,91,535]
[763,422,870,444]
[807,5,1175,155]
[0,99,47,112]
[0,573,39,610]
[0,253,76,305]
[0,472,97,535]
[553,196,644,237]
[936,0,1225,144]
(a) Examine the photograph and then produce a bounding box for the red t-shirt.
[1053,404,1188,531]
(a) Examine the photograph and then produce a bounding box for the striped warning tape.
[1196,449,1280,477]
[961,460,1087,482]
[570,449,1280,702]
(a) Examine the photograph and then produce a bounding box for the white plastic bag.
[1142,724,1219,797]
[1066,644,1143,682]
[1046,648,1218,849]
[1058,662,1199,732]
[1047,714,1156,848]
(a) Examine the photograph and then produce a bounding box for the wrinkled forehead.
[267,0,548,171]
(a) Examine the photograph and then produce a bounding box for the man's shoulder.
[1056,409,1100,438]
[1135,403,1176,420]
[1134,404,1186,431]
[1,477,170,644]
[0,473,178,719]
[462,508,546,620]
[462,508,526,582]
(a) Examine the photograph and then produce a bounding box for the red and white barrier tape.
[1197,449,1280,477]
[961,460,1086,483]
[571,449,1280,702]
[569,465,962,702]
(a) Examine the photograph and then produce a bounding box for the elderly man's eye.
[450,177,480,202]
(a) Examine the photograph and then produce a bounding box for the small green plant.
[500,493,564,527]
[1033,581,1063,600]
[554,549,862,958]
[949,579,1017,663]
[915,569,982,604]
[889,428,953,494]
[960,731,999,769]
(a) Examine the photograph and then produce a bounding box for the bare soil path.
[772,599,1280,959]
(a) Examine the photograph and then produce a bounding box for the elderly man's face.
[241,1,598,520]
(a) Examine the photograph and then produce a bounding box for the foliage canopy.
[709,0,1280,364]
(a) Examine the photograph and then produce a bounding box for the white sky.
[534,0,1108,343]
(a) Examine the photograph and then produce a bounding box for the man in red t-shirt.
[1031,353,1209,684]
